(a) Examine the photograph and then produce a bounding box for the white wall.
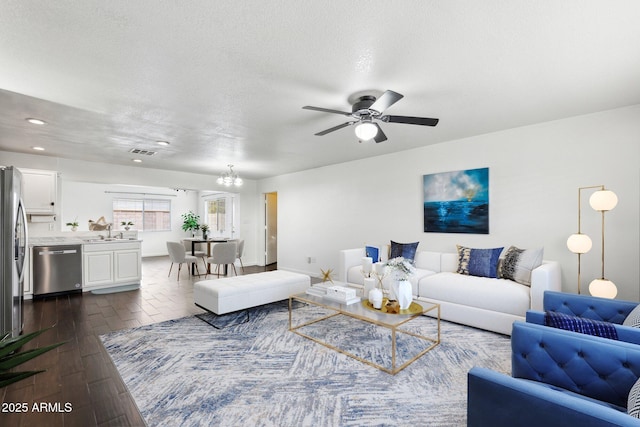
[257,105,640,301]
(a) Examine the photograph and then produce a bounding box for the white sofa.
[339,248,561,335]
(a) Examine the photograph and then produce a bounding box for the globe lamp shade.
[566,233,593,254]
[589,278,617,299]
[589,190,618,211]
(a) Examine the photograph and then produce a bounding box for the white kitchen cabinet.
[84,250,115,287]
[114,249,142,282]
[20,169,58,214]
[83,241,141,290]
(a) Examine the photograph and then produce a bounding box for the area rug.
[100,302,511,426]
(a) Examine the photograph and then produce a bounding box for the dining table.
[184,237,232,275]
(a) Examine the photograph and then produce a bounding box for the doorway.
[265,192,277,266]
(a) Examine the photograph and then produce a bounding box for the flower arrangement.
[386,257,416,281]
[65,217,79,228]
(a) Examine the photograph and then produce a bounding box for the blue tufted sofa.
[526,291,640,344]
[468,321,640,426]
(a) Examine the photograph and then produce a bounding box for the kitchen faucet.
[107,223,112,238]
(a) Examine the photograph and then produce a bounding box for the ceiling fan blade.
[302,106,352,116]
[369,90,404,113]
[314,121,354,136]
[381,115,439,126]
[373,123,387,143]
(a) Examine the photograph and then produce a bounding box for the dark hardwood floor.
[1,257,277,427]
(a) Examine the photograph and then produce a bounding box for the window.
[113,198,171,231]
[205,198,226,233]
[203,193,238,238]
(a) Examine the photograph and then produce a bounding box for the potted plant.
[200,224,210,240]
[1,327,65,388]
[181,211,200,236]
[66,218,79,231]
[120,221,134,231]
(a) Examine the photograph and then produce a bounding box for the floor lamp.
[566,185,618,297]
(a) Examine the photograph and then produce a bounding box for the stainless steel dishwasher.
[33,245,83,297]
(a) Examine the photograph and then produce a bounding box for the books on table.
[306,282,361,305]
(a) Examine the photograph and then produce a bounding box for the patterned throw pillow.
[456,245,503,278]
[623,304,640,327]
[629,377,640,418]
[389,241,419,263]
[498,246,544,286]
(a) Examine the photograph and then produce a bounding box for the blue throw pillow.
[545,311,619,340]
[389,241,419,263]
[365,245,380,262]
[457,245,503,278]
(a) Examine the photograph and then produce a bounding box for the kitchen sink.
[83,238,137,243]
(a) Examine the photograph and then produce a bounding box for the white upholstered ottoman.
[194,270,311,315]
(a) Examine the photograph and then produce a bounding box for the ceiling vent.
[129,148,157,156]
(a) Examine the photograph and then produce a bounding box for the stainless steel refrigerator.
[1,166,28,338]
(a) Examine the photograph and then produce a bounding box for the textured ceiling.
[1,1,639,180]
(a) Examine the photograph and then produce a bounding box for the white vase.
[369,288,383,309]
[363,277,376,302]
[397,280,412,309]
[389,280,400,301]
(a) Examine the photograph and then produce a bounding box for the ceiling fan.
[302,90,439,143]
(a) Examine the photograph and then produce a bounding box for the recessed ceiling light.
[26,118,47,125]
[132,159,142,163]
[156,140,170,146]
[32,146,45,151]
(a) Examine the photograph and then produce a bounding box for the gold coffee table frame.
[289,294,440,375]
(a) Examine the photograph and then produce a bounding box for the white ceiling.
[1,1,639,180]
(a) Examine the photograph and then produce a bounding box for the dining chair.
[236,239,245,272]
[167,241,200,280]
[182,239,207,263]
[206,242,238,278]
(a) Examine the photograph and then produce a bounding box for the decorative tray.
[361,298,423,315]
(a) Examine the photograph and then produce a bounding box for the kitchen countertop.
[29,237,142,247]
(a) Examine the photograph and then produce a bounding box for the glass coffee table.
[289,293,440,375]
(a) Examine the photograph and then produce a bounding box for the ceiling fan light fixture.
[303,90,438,141]
[354,120,378,141]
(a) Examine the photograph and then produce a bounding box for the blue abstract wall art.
[423,167,489,234]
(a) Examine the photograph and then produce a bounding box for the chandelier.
[216,164,243,187]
